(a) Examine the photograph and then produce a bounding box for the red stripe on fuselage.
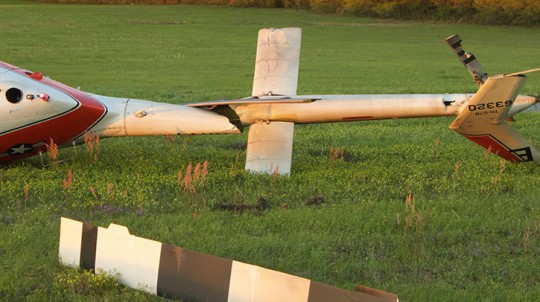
[0,61,20,71]
[342,116,374,121]
[0,63,106,164]
[464,135,521,162]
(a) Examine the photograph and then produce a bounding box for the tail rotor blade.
[446,34,488,86]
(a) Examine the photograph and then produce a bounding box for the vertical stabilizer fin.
[245,121,294,175]
[446,34,487,86]
[252,28,301,96]
[450,74,540,163]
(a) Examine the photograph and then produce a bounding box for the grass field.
[1,1,540,301]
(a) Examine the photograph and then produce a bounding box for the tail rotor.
[447,34,540,163]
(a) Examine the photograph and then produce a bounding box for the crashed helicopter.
[0,28,538,175]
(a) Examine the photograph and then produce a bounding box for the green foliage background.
[32,0,540,26]
[1,1,540,301]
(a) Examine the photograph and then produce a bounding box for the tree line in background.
[33,0,540,26]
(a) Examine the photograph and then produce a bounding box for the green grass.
[1,1,540,301]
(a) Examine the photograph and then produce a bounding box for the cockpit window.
[5,88,23,104]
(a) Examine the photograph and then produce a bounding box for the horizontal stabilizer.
[252,28,301,96]
[450,74,540,163]
[245,121,294,175]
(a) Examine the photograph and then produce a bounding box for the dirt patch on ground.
[213,197,269,214]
